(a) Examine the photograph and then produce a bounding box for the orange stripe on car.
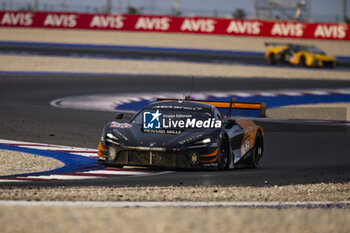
[200,148,219,157]
[200,148,219,163]
[98,141,108,151]
[97,141,108,158]
[204,157,219,163]
[97,150,107,158]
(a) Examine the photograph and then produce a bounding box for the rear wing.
[157,97,266,118]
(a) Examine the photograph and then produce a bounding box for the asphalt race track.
[1,41,350,68]
[0,73,349,187]
[0,41,268,65]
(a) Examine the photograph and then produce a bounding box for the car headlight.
[186,138,212,149]
[197,138,211,144]
[106,133,120,145]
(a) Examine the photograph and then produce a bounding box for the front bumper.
[312,59,335,67]
[97,142,219,169]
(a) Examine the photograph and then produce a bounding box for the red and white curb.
[0,139,99,158]
[0,139,170,182]
[50,88,350,112]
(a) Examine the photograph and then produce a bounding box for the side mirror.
[114,113,124,119]
[225,119,235,129]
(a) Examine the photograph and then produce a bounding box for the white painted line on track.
[0,179,30,183]
[284,92,303,96]
[24,175,102,180]
[0,201,348,209]
[257,92,277,97]
[83,170,153,175]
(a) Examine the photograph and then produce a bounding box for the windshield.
[305,46,326,55]
[131,109,213,124]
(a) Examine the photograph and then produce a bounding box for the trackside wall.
[0,11,350,41]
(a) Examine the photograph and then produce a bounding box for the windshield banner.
[143,110,221,130]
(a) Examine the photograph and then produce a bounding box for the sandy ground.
[1,54,350,80]
[1,28,350,56]
[0,206,349,233]
[267,103,350,121]
[1,182,349,202]
[0,149,64,176]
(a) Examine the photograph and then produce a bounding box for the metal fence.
[0,0,245,17]
[0,0,345,22]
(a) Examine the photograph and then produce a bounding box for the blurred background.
[0,0,349,23]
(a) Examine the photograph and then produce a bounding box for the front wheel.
[217,138,229,170]
[299,55,307,67]
[268,53,277,65]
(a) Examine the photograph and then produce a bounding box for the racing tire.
[299,56,307,67]
[217,137,229,170]
[268,53,277,65]
[249,132,263,168]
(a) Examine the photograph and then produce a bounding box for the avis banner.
[0,11,349,40]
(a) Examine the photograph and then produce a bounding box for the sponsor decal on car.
[143,129,182,134]
[178,134,204,144]
[109,122,132,129]
[112,129,128,140]
[241,137,251,156]
[143,110,221,130]
[143,110,162,129]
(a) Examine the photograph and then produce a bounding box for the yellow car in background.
[265,42,336,68]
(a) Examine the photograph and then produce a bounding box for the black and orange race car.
[97,98,265,170]
[265,42,336,67]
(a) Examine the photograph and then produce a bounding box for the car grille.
[115,150,190,168]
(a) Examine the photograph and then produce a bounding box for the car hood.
[111,124,220,148]
[313,53,334,61]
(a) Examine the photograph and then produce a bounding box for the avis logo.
[143,110,162,129]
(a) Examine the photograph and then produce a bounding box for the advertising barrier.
[0,11,349,41]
